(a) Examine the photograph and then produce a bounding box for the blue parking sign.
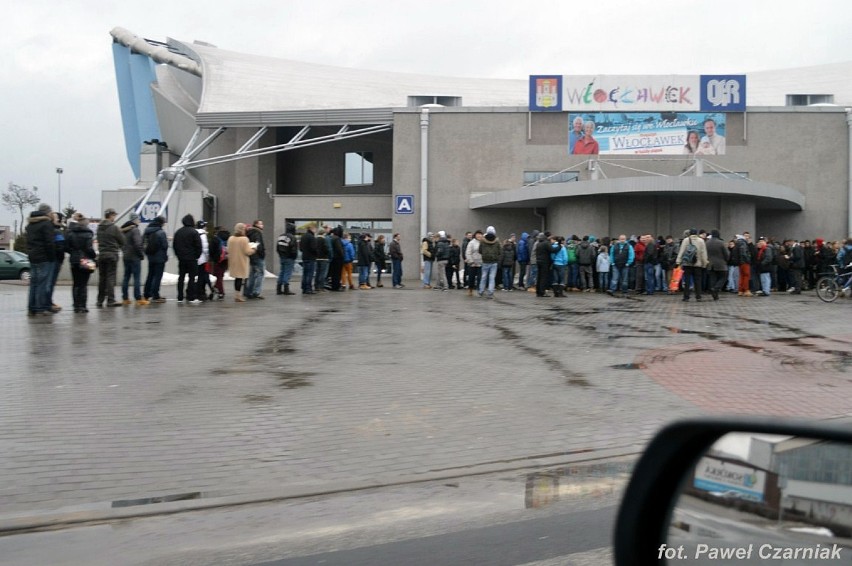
[395,195,414,215]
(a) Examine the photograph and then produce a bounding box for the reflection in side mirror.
[667,432,852,562]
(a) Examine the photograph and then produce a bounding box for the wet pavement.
[1,280,850,531]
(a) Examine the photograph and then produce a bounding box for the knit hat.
[38,203,52,213]
[486,226,496,235]
[438,230,446,238]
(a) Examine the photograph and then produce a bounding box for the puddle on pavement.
[275,370,313,389]
[243,394,274,404]
[112,491,203,508]
[524,460,634,509]
[566,377,592,387]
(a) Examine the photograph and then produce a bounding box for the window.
[407,96,462,107]
[786,94,834,106]
[523,171,579,185]
[345,152,374,186]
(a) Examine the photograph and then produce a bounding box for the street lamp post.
[56,167,63,213]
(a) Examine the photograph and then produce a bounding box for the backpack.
[613,243,630,267]
[681,240,697,265]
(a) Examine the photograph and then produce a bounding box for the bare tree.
[2,182,41,235]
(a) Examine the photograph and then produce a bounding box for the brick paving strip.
[0,281,849,532]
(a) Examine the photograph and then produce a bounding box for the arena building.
[106,27,852,278]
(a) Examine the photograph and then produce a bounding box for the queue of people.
[23,202,852,316]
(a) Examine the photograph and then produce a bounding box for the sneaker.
[121,299,132,306]
[51,303,63,312]
[189,299,202,305]
[153,298,167,304]
[398,284,405,288]
[376,283,383,288]
[136,299,150,306]
[107,302,121,308]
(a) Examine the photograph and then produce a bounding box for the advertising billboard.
[693,456,766,502]
[568,112,727,156]
[530,75,746,113]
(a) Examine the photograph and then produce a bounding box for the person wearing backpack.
[143,216,169,303]
[606,235,634,297]
[276,222,298,296]
[676,228,709,302]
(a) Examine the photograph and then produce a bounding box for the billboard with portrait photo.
[568,113,727,156]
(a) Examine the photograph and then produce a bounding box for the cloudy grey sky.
[2,0,850,231]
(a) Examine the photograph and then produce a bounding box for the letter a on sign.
[395,195,414,214]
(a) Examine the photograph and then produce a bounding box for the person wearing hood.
[516,231,530,290]
[120,213,146,306]
[25,203,57,316]
[173,213,203,303]
[195,220,211,301]
[65,212,97,313]
[357,232,374,290]
[276,221,298,296]
[576,235,596,291]
[464,230,483,296]
[676,228,709,302]
[478,226,501,298]
[96,208,126,308]
[143,216,169,303]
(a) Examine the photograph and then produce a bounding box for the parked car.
[0,250,31,280]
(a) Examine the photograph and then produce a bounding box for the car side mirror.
[614,418,852,564]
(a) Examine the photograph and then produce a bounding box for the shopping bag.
[669,266,683,292]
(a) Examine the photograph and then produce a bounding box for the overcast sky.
[2,0,850,231]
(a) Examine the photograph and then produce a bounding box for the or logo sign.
[140,201,164,223]
[700,75,746,111]
[395,195,414,215]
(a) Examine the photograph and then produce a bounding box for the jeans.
[598,271,610,291]
[122,258,142,300]
[644,263,656,294]
[610,264,630,293]
[144,261,165,299]
[392,258,403,287]
[566,263,579,288]
[244,258,265,297]
[551,265,565,288]
[422,260,433,286]
[315,260,329,291]
[28,261,54,313]
[654,264,665,292]
[49,258,63,304]
[727,265,738,291]
[502,266,514,289]
[517,262,528,288]
[97,256,119,305]
[479,263,498,296]
[301,260,316,293]
[358,264,370,286]
[579,265,593,289]
[466,265,481,291]
[529,264,538,288]
[277,257,295,286]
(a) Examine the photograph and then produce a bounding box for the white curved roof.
[175,40,528,114]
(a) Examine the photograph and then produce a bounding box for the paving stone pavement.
[1,281,850,525]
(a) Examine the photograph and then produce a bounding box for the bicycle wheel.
[815,276,839,303]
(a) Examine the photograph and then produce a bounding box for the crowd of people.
[420,227,852,302]
[22,202,852,315]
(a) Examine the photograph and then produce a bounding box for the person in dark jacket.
[478,226,501,298]
[329,226,345,291]
[786,240,806,294]
[244,220,266,299]
[576,236,596,291]
[373,234,387,288]
[313,228,329,293]
[25,203,57,315]
[389,233,404,289]
[534,233,555,297]
[120,213,146,305]
[275,221,298,296]
[433,231,451,290]
[448,238,462,289]
[173,214,203,303]
[299,223,318,294]
[48,212,66,311]
[65,213,97,313]
[755,238,775,296]
[705,230,730,300]
[500,238,517,291]
[96,208,126,308]
[356,233,374,289]
[143,216,169,303]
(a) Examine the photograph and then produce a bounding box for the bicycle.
[815,264,852,302]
